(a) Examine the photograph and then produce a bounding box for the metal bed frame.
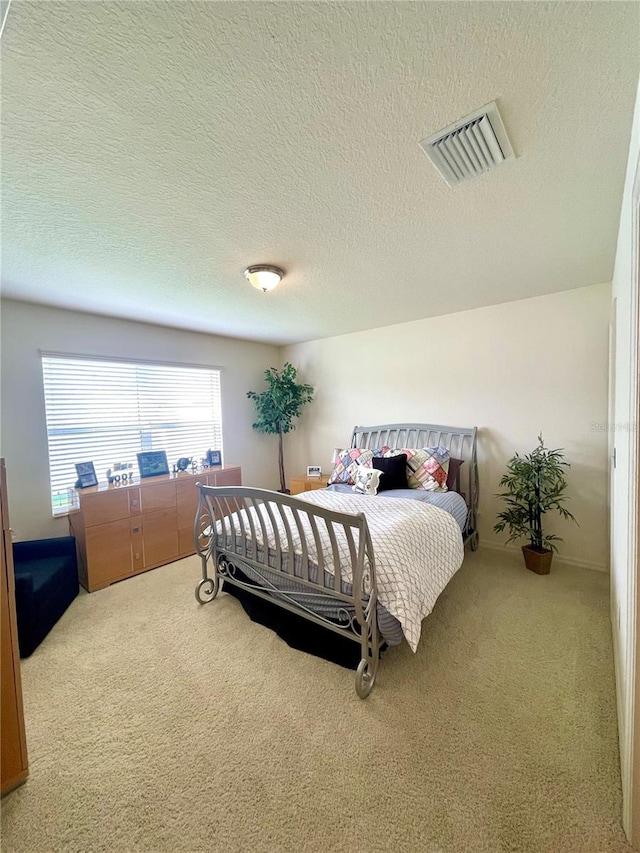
[348,423,479,550]
[194,423,479,698]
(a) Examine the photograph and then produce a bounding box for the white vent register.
[419,101,514,186]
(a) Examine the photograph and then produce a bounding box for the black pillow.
[372,454,408,491]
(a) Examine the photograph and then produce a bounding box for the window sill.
[52,508,73,519]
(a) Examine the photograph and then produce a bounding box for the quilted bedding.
[215,489,464,652]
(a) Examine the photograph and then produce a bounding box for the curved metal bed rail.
[349,422,479,550]
[193,485,380,698]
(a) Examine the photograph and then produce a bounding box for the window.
[41,354,223,514]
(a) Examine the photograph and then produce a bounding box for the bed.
[194,422,478,698]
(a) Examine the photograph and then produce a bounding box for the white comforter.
[298,491,464,651]
[216,490,464,652]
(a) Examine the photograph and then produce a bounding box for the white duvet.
[298,491,464,651]
[215,490,464,652]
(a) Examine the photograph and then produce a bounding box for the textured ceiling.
[2,1,639,345]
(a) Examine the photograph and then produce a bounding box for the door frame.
[624,153,640,846]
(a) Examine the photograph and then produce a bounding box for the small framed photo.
[137,450,170,479]
[75,461,98,489]
[306,465,322,478]
[207,449,222,467]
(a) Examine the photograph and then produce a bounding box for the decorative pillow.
[371,446,391,458]
[446,457,465,492]
[412,446,450,491]
[384,446,450,491]
[372,454,408,491]
[352,466,383,496]
[328,448,374,485]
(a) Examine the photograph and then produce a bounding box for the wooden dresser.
[1,459,29,795]
[68,466,241,592]
[289,474,329,495]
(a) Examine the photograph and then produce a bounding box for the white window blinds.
[41,355,223,514]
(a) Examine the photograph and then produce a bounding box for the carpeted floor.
[0,548,632,853]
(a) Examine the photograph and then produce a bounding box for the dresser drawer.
[82,490,131,527]
[139,481,176,513]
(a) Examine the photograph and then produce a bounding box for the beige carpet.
[0,548,632,853]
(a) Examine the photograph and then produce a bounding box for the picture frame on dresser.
[137,451,170,478]
[207,450,222,467]
[74,461,98,489]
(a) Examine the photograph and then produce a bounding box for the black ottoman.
[13,536,79,658]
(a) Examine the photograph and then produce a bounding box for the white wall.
[610,77,640,845]
[283,283,611,571]
[0,300,281,540]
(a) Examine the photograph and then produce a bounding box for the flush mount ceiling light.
[243,265,285,293]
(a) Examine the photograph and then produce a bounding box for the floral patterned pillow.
[328,448,374,485]
[352,466,383,496]
[384,446,450,491]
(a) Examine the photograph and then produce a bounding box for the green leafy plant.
[247,363,314,492]
[493,434,577,552]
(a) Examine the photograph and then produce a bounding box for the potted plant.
[247,363,314,493]
[493,434,577,574]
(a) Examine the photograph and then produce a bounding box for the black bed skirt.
[222,575,385,670]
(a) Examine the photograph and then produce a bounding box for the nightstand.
[289,475,329,495]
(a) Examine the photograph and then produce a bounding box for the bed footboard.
[193,485,381,698]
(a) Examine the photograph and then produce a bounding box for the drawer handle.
[135,553,141,560]
[131,500,138,506]
[132,526,140,533]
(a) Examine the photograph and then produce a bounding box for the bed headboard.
[349,422,479,546]
[349,423,474,459]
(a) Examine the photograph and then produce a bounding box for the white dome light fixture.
[243,264,284,293]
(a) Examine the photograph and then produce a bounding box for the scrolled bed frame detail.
[194,486,381,698]
[194,422,479,698]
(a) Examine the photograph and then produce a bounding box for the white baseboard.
[479,540,609,574]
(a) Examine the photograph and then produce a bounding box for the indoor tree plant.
[493,434,577,574]
[247,362,314,493]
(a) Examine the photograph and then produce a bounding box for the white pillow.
[352,467,382,496]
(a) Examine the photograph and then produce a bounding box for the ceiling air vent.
[419,101,514,187]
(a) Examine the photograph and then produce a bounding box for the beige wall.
[283,283,611,572]
[610,77,640,845]
[0,300,280,540]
